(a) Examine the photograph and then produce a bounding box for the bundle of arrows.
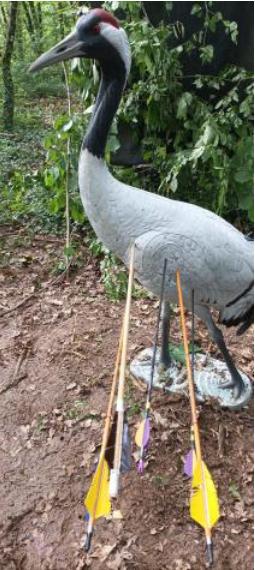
[135,258,168,473]
[176,270,220,566]
[84,243,135,552]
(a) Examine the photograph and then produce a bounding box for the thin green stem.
[62,62,71,271]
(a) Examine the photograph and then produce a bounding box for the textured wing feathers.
[80,151,254,331]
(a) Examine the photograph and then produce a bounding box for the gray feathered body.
[79,149,254,331]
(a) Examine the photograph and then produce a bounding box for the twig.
[0,294,36,317]
[68,349,87,361]
[71,313,77,343]
[49,258,73,286]
[12,348,28,380]
[0,348,28,395]
[31,235,65,244]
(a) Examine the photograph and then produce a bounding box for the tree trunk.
[23,1,42,53]
[0,5,7,26]
[16,7,24,59]
[57,2,65,39]
[2,2,18,132]
[37,2,43,37]
[22,2,36,45]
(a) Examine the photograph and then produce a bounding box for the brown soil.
[0,229,253,570]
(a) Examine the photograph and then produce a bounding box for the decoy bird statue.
[30,9,253,401]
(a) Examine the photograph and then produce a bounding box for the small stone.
[66,382,77,391]
[112,510,123,520]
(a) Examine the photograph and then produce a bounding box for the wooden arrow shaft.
[176,271,202,461]
[100,325,124,461]
[86,244,135,545]
[88,313,125,526]
[113,243,135,473]
[176,270,212,540]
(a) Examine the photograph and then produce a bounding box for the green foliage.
[169,342,201,365]
[89,237,147,300]
[108,2,253,224]
[0,1,253,299]
[0,160,63,232]
[228,481,242,501]
[100,251,129,300]
[152,474,170,488]
[43,111,85,223]
[89,238,128,300]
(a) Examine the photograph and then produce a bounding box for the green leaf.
[191,3,202,16]
[165,2,173,13]
[70,203,85,223]
[199,45,214,64]
[54,115,69,130]
[170,175,178,192]
[169,343,201,365]
[193,77,203,89]
[64,245,75,258]
[44,166,60,188]
[62,119,73,132]
[237,190,254,222]
[234,169,251,184]
[177,92,193,119]
[228,482,242,501]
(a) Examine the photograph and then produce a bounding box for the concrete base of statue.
[130,348,252,410]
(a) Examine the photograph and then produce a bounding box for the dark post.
[2,1,18,131]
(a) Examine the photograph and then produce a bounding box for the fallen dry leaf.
[153,410,168,427]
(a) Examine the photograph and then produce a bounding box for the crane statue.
[30,9,253,407]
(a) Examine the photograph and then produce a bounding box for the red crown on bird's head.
[77,7,119,30]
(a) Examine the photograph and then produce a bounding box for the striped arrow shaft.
[137,413,150,473]
[148,258,168,398]
[110,243,135,498]
[136,259,168,472]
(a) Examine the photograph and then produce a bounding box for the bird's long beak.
[29,30,83,73]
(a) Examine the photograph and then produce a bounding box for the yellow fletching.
[85,459,111,520]
[190,461,220,530]
[135,419,145,447]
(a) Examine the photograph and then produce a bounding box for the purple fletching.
[137,459,145,474]
[142,418,150,448]
[183,449,193,477]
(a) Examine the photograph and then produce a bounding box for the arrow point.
[137,459,145,474]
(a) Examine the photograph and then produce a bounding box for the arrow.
[106,411,132,473]
[183,426,196,478]
[176,271,220,566]
[184,292,196,477]
[85,457,111,550]
[135,259,168,473]
[190,460,219,530]
[84,312,125,551]
[109,243,135,498]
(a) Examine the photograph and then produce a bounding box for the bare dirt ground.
[0,228,253,570]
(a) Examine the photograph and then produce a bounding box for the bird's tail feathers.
[220,281,254,335]
[236,306,254,335]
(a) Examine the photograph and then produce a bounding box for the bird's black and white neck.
[76,13,132,254]
[82,20,131,158]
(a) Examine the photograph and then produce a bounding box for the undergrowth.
[0,1,253,300]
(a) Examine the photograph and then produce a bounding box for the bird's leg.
[159,301,172,370]
[196,306,245,399]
